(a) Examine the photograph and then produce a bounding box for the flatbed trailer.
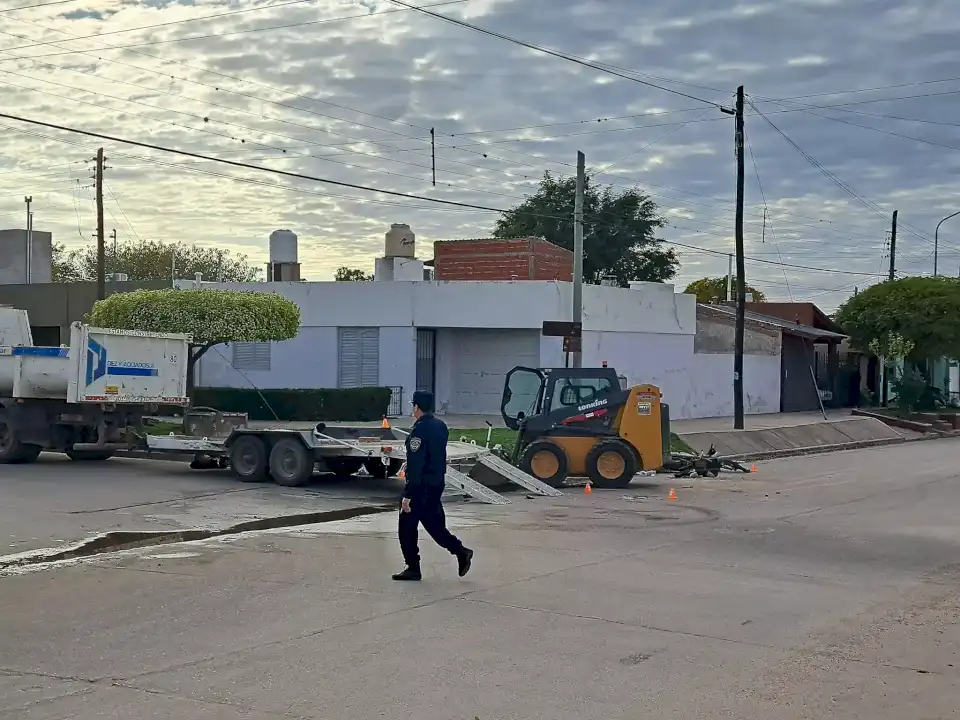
[145,422,563,505]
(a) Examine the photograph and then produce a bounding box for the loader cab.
[500,366,623,431]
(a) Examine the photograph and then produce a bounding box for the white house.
[190,278,710,417]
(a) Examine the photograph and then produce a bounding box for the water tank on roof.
[385,223,415,259]
[269,229,298,264]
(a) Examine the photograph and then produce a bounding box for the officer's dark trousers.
[399,485,465,568]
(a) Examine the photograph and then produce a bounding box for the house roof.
[744,302,845,334]
[699,303,847,342]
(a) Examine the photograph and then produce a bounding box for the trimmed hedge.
[191,387,393,422]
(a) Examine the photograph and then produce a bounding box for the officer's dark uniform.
[393,391,473,581]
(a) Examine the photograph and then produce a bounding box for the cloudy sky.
[1,0,958,309]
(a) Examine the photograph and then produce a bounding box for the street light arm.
[934,210,960,277]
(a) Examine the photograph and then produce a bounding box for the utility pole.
[572,150,585,368]
[733,86,746,430]
[887,210,897,281]
[95,148,106,300]
[23,196,32,284]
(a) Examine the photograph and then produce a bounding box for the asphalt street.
[1,439,958,718]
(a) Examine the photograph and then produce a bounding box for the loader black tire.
[519,440,569,488]
[0,416,41,464]
[363,458,403,479]
[230,434,269,483]
[586,439,638,489]
[65,450,115,462]
[269,438,314,488]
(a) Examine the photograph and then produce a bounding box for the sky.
[1,0,959,310]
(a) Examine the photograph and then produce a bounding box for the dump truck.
[0,308,553,504]
[0,308,191,463]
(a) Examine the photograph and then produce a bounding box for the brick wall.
[433,238,573,281]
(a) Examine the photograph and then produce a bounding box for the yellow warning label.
[105,385,119,394]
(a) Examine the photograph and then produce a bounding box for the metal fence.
[387,386,403,417]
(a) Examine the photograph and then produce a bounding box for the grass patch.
[450,427,693,454]
[144,420,185,436]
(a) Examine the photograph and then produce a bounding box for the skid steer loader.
[497,366,671,488]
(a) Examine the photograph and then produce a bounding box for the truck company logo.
[86,337,159,386]
[577,398,608,413]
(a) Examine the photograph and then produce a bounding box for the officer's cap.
[412,391,435,413]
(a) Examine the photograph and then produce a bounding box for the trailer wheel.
[269,438,314,487]
[519,440,569,488]
[65,450,115,462]
[230,434,269,483]
[0,417,41,464]
[586,440,638,489]
[363,458,403,479]
[325,457,364,477]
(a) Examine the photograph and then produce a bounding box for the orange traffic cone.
[584,481,592,495]
[750,463,758,473]
[667,488,678,501]
[381,417,390,429]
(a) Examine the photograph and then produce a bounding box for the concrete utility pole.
[733,86,746,430]
[934,210,960,277]
[95,148,106,300]
[888,210,897,281]
[572,150,585,368]
[24,196,32,284]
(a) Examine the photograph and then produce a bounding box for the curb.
[727,431,958,462]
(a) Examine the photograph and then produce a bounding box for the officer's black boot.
[457,548,474,577]
[392,566,422,581]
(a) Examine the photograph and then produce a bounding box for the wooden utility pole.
[572,150,585,368]
[733,86,746,430]
[888,210,897,281]
[95,147,105,300]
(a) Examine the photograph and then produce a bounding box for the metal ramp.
[445,467,511,505]
[474,454,564,497]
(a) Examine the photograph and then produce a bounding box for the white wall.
[686,354,782,418]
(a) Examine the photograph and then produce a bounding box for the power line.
[0,0,77,11]
[0,111,885,279]
[384,0,725,107]
[745,132,792,300]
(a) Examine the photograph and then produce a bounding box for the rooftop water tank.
[269,229,298,264]
[385,223,415,259]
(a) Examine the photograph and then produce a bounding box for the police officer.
[392,391,474,581]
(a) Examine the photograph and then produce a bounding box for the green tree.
[835,277,960,361]
[492,171,678,286]
[86,289,300,393]
[334,266,373,281]
[684,277,767,303]
[52,239,262,283]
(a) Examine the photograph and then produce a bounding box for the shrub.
[192,387,393,422]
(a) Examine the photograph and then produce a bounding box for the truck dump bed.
[0,309,191,405]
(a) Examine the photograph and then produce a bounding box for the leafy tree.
[684,276,767,303]
[835,277,960,361]
[52,239,262,283]
[492,171,678,286]
[334,266,373,281]
[86,289,300,393]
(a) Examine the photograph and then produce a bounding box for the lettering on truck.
[86,337,159,385]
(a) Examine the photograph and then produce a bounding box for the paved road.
[0,453,405,555]
[1,439,959,718]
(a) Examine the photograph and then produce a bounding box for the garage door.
[450,329,541,414]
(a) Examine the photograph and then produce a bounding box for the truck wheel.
[229,434,269,483]
[65,450,115,462]
[520,440,569,488]
[0,418,41,464]
[363,458,403,479]
[586,440,638,489]
[325,457,364,477]
[269,438,314,487]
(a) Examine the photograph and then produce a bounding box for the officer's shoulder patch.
[409,436,422,452]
